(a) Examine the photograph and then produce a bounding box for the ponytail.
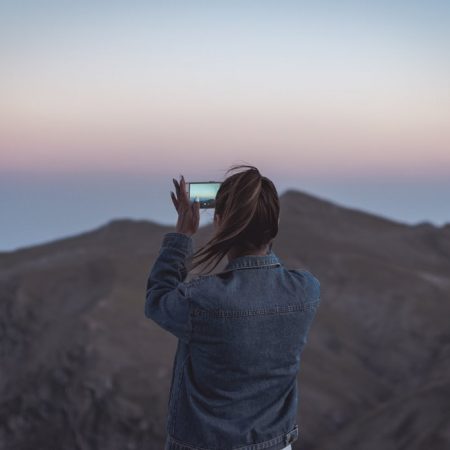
[188,164,280,274]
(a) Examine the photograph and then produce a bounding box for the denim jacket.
[145,232,321,450]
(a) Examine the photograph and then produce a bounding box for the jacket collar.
[223,249,281,271]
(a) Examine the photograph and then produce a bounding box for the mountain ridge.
[0,187,449,450]
[2,188,449,260]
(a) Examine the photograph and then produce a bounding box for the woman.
[145,164,321,450]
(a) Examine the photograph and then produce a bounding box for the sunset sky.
[1,0,449,250]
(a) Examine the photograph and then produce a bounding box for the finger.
[173,178,181,197]
[192,197,200,223]
[180,175,190,203]
[170,191,179,211]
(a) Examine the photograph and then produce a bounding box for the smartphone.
[187,181,222,209]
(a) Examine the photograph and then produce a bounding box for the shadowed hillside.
[1,189,449,450]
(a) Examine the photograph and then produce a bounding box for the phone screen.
[188,182,221,209]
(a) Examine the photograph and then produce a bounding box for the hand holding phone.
[171,175,200,236]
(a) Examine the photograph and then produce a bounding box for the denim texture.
[145,232,321,450]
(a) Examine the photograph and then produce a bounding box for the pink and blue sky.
[1,0,449,250]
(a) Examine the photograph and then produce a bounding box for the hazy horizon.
[2,169,449,252]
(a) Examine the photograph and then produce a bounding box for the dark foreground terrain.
[1,190,449,450]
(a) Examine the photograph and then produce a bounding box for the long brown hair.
[188,164,280,274]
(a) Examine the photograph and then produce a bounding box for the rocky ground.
[1,190,449,450]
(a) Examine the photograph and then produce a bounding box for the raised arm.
[145,232,194,343]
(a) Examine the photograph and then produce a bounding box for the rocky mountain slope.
[1,189,449,450]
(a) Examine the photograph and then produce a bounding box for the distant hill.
[1,189,449,450]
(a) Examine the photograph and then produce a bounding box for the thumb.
[192,196,200,217]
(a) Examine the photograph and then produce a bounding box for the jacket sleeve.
[145,232,193,343]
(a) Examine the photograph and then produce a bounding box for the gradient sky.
[1,1,449,251]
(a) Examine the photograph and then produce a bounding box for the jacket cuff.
[162,232,194,256]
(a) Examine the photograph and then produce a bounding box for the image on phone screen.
[188,182,222,209]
